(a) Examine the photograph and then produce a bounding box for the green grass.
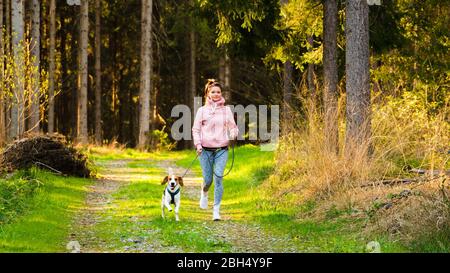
[0,168,43,224]
[0,168,91,252]
[0,144,441,252]
[88,155,233,252]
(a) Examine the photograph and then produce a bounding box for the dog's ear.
[178,176,184,187]
[162,176,169,185]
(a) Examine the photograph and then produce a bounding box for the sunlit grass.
[0,170,91,253]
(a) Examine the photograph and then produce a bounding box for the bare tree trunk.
[5,0,10,60]
[224,52,231,102]
[282,60,293,133]
[94,0,102,144]
[307,35,316,103]
[218,50,231,102]
[189,19,196,148]
[77,0,88,144]
[345,0,371,156]
[147,0,153,144]
[0,0,5,145]
[48,0,55,133]
[138,0,153,149]
[150,0,162,141]
[4,0,11,56]
[139,1,146,130]
[72,10,78,140]
[138,0,148,149]
[323,0,339,155]
[29,0,39,133]
[11,0,24,140]
[281,0,293,134]
[59,4,68,135]
[219,51,224,82]
[5,0,11,141]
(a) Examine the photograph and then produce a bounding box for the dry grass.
[366,177,449,242]
[264,92,450,247]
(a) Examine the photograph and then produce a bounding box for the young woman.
[192,79,238,221]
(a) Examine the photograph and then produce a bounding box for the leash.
[180,139,236,179]
[181,153,199,178]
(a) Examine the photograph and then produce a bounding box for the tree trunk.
[323,0,339,155]
[218,50,231,103]
[224,52,231,102]
[345,0,371,156]
[29,0,39,133]
[280,0,292,134]
[59,5,68,135]
[138,0,153,149]
[5,0,10,60]
[0,0,5,145]
[71,9,78,139]
[47,0,55,133]
[138,1,146,145]
[11,0,24,140]
[189,15,196,148]
[150,0,162,145]
[5,0,11,142]
[94,0,102,145]
[282,60,293,133]
[307,35,316,104]
[77,0,88,144]
[219,53,224,84]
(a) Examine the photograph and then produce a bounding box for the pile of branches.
[0,134,91,177]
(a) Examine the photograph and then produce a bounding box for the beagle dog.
[161,169,184,221]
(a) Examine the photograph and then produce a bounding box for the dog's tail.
[168,167,174,175]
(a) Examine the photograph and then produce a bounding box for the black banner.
[1,252,446,272]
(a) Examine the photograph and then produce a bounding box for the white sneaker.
[213,205,221,221]
[200,190,208,209]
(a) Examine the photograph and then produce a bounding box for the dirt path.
[68,160,128,252]
[68,158,301,253]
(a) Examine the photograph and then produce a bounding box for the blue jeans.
[199,148,229,207]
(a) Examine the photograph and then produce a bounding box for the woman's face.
[208,86,222,101]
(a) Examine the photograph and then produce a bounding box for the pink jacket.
[192,95,238,150]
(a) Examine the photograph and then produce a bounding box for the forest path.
[68,156,302,253]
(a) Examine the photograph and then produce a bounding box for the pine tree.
[345,0,371,156]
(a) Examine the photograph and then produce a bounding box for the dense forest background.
[1,0,446,150]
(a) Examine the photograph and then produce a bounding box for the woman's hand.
[196,146,202,156]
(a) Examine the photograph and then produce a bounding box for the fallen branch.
[33,161,66,176]
[409,168,450,176]
[361,178,418,188]
[360,175,444,188]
